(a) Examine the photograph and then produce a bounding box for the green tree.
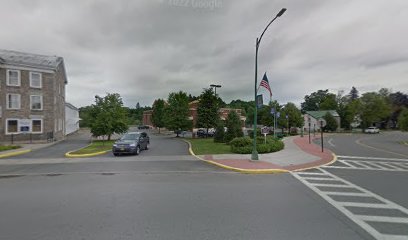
[359,92,391,128]
[165,91,192,137]
[319,93,337,110]
[89,93,129,140]
[280,102,304,129]
[323,112,338,132]
[197,88,219,134]
[228,99,254,125]
[151,99,166,133]
[301,89,337,112]
[213,120,226,143]
[224,111,244,143]
[390,92,408,128]
[348,86,359,100]
[79,106,93,128]
[398,108,408,131]
[259,101,281,127]
[342,99,361,129]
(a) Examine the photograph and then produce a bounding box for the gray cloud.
[1,0,407,108]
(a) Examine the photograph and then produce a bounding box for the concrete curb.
[64,142,110,158]
[291,153,338,172]
[183,139,289,174]
[65,150,110,158]
[0,149,32,158]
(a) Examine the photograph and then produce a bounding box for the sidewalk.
[0,141,58,159]
[195,136,336,173]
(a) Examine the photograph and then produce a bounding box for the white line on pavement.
[328,138,336,147]
[292,168,408,239]
[337,156,408,162]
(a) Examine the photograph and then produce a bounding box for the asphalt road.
[0,170,373,240]
[1,130,407,239]
[7,129,92,159]
[314,131,408,238]
[318,131,408,158]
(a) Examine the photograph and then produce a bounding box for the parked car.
[197,129,214,137]
[365,127,380,134]
[112,132,150,156]
[137,125,150,129]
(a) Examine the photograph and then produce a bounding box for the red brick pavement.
[201,136,335,172]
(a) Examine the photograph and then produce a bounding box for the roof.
[0,49,63,71]
[306,110,339,119]
[65,102,79,111]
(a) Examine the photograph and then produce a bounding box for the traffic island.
[186,136,337,174]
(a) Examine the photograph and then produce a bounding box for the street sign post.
[318,118,327,152]
[261,127,269,144]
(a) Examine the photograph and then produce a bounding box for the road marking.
[359,216,408,224]
[337,156,408,162]
[324,156,408,172]
[292,168,408,239]
[355,138,408,158]
[328,138,336,147]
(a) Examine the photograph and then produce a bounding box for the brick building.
[143,100,246,129]
[0,49,68,143]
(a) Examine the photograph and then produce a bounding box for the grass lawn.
[0,145,21,152]
[187,138,232,155]
[70,140,115,154]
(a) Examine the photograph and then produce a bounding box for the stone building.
[0,49,68,143]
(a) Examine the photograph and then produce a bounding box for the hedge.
[230,136,284,154]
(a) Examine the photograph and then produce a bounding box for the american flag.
[259,72,272,97]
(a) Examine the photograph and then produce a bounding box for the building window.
[6,70,20,86]
[30,72,42,88]
[6,119,18,134]
[7,94,21,109]
[32,119,42,133]
[30,95,43,110]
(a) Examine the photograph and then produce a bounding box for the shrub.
[257,144,270,153]
[230,136,284,154]
[247,129,262,139]
[230,137,252,154]
[270,140,285,152]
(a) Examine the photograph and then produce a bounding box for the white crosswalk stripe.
[322,155,408,172]
[292,168,408,239]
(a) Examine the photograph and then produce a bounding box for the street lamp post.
[252,8,287,161]
[210,84,222,97]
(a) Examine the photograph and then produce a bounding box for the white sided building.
[65,102,80,135]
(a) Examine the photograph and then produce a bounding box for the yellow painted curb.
[65,142,110,158]
[183,139,289,174]
[0,149,32,158]
[65,150,110,158]
[292,153,338,172]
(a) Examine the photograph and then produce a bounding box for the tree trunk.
[108,134,111,141]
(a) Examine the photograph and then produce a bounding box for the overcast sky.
[1,0,407,108]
